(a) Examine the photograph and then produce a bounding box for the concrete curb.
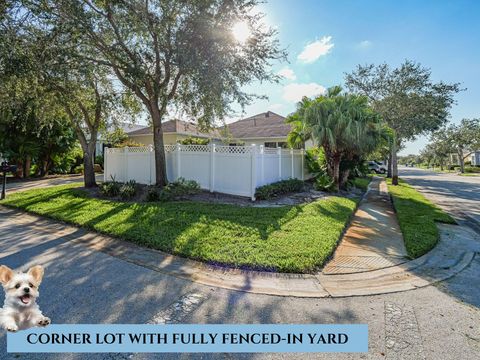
[0,206,475,298]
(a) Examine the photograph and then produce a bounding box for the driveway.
[399,167,480,232]
[4,174,104,193]
[0,176,479,359]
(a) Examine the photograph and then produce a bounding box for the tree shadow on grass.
[0,187,359,273]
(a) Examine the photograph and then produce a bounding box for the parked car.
[375,161,388,173]
[367,161,382,174]
[368,161,387,174]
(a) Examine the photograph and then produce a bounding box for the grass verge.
[1,185,358,273]
[351,176,372,191]
[387,178,456,258]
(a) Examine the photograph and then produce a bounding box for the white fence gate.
[104,144,305,200]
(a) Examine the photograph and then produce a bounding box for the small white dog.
[0,265,50,332]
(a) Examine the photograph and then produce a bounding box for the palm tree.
[286,97,313,148]
[304,86,382,190]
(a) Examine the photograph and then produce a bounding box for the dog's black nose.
[23,287,30,293]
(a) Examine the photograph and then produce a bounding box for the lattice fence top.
[106,145,303,155]
[128,146,151,153]
[105,148,124,154]
[164,145,176,153]
[179,145,210,153]
[215,145,252,154]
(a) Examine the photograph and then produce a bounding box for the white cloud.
[277,67,296,81]
[297,36,334,63]
[282,83,326,103]
[358,40,372,48]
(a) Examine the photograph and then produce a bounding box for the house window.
[264,141,288,148]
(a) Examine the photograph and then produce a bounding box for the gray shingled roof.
[126,120,219,138]
[226,111,291,139]
[126,112,290,140]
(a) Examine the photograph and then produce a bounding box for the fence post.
[291,148,294,178]
[251,144,257,201]
[277,147,282,180]
[124,147,128,182]
[176,143,181,180]
[103,149,108,182]
[148,144,153,185]
[301,149,305,180]
[259,145,265,186]
[210,143,215,192]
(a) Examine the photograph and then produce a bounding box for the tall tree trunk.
[24,155,31,178]
[332,155,341,192]
[16,160,24,178]
[458,146,465,173]
[82,143,96,188]
[45,154,51,176]
[340,168,350,189]
[387,150,393,178]
[151,104,168,187]
[391,135,399,185]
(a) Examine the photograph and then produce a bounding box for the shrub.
[465,166,480,173]
[255,179,304,200]
[304,147,327,178]
[161,177,201,200]
[447,165,460,171]
[52,145,83,174]
[120,180,137,199]
[146,186,161,202]
[116,140,144,148]
[314,174,335,192]
[95,155,104,168]
[73,164,84,174]
[146,178,201,202]
[99,176,121,197]
[179,137,210,145]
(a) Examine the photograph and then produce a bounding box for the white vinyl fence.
[104,144,306,200]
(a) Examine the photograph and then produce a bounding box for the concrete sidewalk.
[323,177,408,275]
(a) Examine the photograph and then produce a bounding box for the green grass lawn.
[458,173,480,177]
[387,179,456,258]
[1,185,358,273]
[351,176,372,191]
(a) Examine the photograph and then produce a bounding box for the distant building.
[471,151,480,166]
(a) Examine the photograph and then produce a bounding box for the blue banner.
[7,324,368,353]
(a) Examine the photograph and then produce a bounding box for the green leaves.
[345,60,462,141]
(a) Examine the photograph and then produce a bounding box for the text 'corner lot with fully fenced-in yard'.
[1,184,359,273]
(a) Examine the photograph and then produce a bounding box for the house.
[471,151,480,166]
[125,119,222,146]
[124,111,314,149]
[96,122,147,155]
[450,150,480,166]
[225,111,290,147]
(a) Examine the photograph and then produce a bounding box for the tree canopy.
[26,0,286,186]
[345,60,462,184]
[293,86,384,190]
[428,118,480,172]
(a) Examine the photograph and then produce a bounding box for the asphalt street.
[0,172,479,360]
[399,166,480,232]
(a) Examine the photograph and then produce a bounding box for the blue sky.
[237,0,480,155]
